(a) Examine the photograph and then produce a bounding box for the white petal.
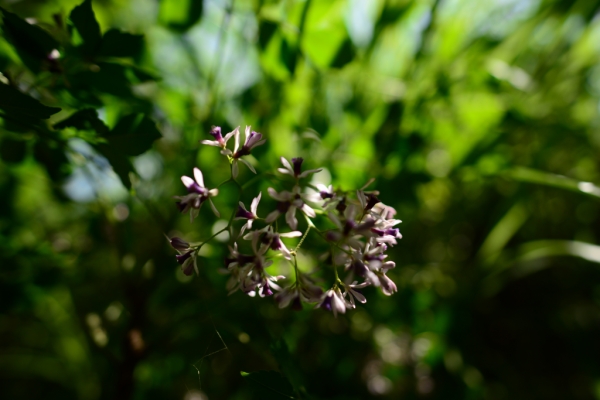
[278,168,292,175]
[279,231,302,238]
[279,243,291,260]
[223,126,238,142]
[238,201,249,212]
[301,204,316,218]
[193,256,199,275]
[280,157,292,170]
[220,149,232,155]
[232,161,239,179]
[350,288,366,303]
[251,192,262,214]
[267,187,290,201]
[357,190,366,209]
[327,212,343,230]
[193,168,204,187]
[234,129,240,153]
[244,125,251,142]
[285,206,298,230]
[265,210,280,223]
[209,198,220,217]
[181,175,195,188]
[200,140,220,146]
[299,168,323,178]
[208,188,219,197]
[240,158,256,174]
[190,207,199,223]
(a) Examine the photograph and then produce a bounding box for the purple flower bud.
[209,126,224,145]
[261,282,273,297]
[352,260,369,277]
[182,261,194,276]
[365,193,380,210]
[320,190,334,199]
[320,293,333,311]
[235,205,255,219]
[186,183,207,195]
[291,157,303,177]
[292,296,303,311]
[176,250,193,265]
[270,235,283,251]
[170,237,190,251]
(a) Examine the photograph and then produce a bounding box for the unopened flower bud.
[170,237,190,251]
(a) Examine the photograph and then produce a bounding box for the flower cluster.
[169,126,402,316]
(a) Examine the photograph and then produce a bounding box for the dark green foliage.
[69,0,102,55]
[0,83,60,120]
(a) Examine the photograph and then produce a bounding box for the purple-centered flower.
[357,190,381,211]
[200,126,238,152]
[176,250,197,276]
[326,205,376,249]
[278,157,322,179]
[265,186,316,230]
[343,281,369,308]
[244,226,302,260]
[235,192,261,235]
[174,167,220,222]
[318,288,347,317]
[230,126,265,178]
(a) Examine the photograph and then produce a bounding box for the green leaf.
[330,37,355,69]
[241,370,295,399]
[107,113,161,156]
[258,20,278,50]
[159,0,203,33]
[507,167,600,199]
[98,29,143,58]
[0,7,58,72]
[69,0,102,55]
[0,83,61,120]
[68,62,133,98]
[53,108,109,135]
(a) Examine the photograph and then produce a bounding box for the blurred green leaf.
[0,7,58,72]
[330,37,355,69]
[507,167,600,199]
[69,0,102,55]
[54,108,109,135]
[106,113,161,156]
[258,20,278,50]
[159,0,203,33]
[0,83,61,120]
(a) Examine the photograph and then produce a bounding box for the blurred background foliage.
[2,0,600,399]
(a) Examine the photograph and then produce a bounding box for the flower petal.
[285,206,298,230]
[280,156,292,171]
[239,158,256,174]
[265,210,280,223]
[251,192,262,215]
[181,175,195,188]
[193,168,205,187]
[209,198,220,217]
[279,231,302,238]
[200,140,220,146]
[232,161,239,179]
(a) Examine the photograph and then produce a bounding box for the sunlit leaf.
[54,108,109,135]
[507,167,600,199]
[159,0,203,33]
